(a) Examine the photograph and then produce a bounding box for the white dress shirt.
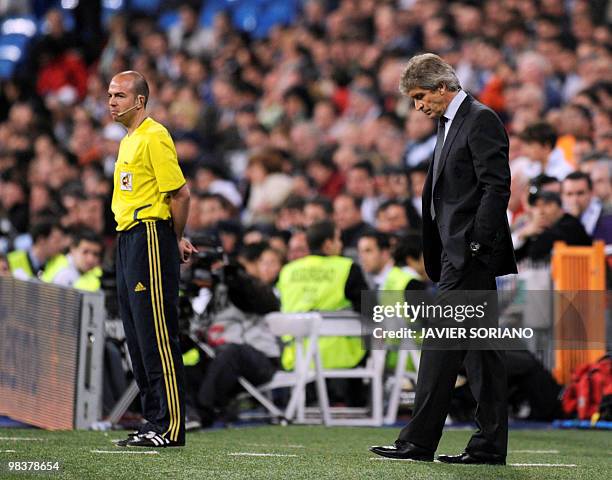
[580,198,602,236]
[442,90,468,141]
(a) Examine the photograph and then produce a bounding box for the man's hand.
[178,237,198,263]
[517,218,546,240]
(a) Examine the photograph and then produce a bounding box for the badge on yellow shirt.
[120,171,133,191]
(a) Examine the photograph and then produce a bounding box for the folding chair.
[238,312,329,424]
[311,311,386,426]
[383,339,420,425]
[110,313,326,427]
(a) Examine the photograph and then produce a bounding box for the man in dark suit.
[514,190,591,262]
[561,171,612,244]
[370,53,517,465]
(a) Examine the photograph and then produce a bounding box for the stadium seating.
[254,0,298,38]
[231,2,261,34]
[199,0,229,28]
[129,0,161,15]
[102,0,126,27]
[198,0,299,37]
[158,10,180,31]
[0,59,16,79]
[0,17,36,79]
[0,1,302,80]
[1,16,37,37]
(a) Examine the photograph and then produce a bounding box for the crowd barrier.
[0,277,105,430]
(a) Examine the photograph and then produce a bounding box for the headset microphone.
[116,103,139,117]
[116,98,142,117]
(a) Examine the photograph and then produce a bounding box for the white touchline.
[244,443,305,449]
[0,437,44,441]
[369,458,419,462]
[511,450,560,454]
[0,450,16,453]
[228,453,298,457]
[91,450,159,455]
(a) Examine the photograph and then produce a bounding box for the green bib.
[40,254,69,283]
[7,250,35,278]
[73,266,102,292]
[277,255,365,370]
[379,266,421,371]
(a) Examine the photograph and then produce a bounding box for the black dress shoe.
[437,452,506,465]
[369,441,434,461]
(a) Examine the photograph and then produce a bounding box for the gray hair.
[399,53,461,96]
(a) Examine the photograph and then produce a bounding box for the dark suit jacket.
[593,210,612,245]
[340,221,375,249]
[422,94,518,282]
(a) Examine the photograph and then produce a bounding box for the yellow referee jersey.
[111,117,186,231]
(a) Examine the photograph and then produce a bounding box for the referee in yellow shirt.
[108,71,196,448]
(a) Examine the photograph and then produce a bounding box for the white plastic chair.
[240,312,328,424]
[383,340,421,425]
[243,311,391,427]
[312,311,386,426]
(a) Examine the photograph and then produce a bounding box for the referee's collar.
[127,116,151,137]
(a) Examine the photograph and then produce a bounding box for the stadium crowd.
[0,0,610,424]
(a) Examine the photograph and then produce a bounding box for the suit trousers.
[397,249,508,457]
[116,220,186,444]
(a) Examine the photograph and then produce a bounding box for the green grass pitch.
[0,426,610,479]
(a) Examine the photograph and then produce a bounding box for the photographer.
[181,236,281,428]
